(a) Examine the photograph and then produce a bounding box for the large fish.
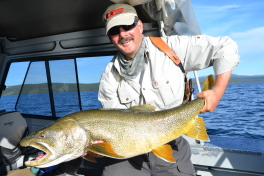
[20,75,214,168]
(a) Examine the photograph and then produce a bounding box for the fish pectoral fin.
[82,154,97,163]
[129,104,156,112]
[202,75,215,91]
[185,117,210,141]
[86,142,125,159]
[152,144,176,163]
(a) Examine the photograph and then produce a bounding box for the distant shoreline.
[192,78,264,85]
[192,74,264,85]
[2,77,264,96]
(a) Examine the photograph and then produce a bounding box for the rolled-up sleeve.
[210,36,240,75]
[166,35,240,75]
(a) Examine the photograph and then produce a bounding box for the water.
[1,81,263,140]
[193,81,264,139]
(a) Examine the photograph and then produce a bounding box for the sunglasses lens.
[122,23,136,31]
[107,20,138,36]
[107,26,120,36]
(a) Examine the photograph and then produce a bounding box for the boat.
[0,0,263,175]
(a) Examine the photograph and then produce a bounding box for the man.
[90,3,239,176]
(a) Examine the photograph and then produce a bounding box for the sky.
[191,0,264,77]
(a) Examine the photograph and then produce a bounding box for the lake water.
[196,81,264,140]
[1,81,263,140]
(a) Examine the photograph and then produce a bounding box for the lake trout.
[20,75,214,168]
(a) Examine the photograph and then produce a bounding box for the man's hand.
[196,89,222,113]
[82,140,104,158]
[196,70,232,113]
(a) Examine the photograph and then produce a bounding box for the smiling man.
[104,5,143,61]
[95,3,240,176]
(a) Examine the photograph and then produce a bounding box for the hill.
[192,74,264,84]
[2,83,99,96]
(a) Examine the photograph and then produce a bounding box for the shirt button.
[126,98,129,101]
[143,88,146,90]
[197,36,200,39]
[166,81,169,84]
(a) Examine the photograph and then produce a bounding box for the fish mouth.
[24,142,53,166]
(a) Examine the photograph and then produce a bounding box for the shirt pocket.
[152,76,176,106]
[118,79,139,104]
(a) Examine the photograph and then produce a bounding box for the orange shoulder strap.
[149,36,184,71]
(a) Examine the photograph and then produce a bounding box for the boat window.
[76,56,112,110]
[49,59,80,117]
[16,61,52,116]
[0,62,29,112]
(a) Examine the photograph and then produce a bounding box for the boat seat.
[0,111,28,175]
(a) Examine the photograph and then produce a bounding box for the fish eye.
[39,133,46,139]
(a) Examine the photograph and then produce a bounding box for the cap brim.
[106,14,135,35]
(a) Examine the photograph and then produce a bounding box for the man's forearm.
[213,70,232,98]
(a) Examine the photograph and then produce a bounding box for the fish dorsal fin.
[129,104,156,112]
[82,154,97,163]
[152,144,176,163]
[202,75,215,91]
[185,117,209,141]
[86,142,125,159]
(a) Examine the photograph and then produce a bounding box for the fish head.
[20,117,90,168]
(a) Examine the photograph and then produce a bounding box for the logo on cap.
[106,8,124,20]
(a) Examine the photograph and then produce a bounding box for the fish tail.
[184,117,209,141]
[202,75,215,91]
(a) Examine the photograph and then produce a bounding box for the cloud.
[231,26,264,38]
[213,5,240,12]
[195,5,240,12]
[230,27,264,63]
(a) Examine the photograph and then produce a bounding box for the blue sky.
[191,0,264,77]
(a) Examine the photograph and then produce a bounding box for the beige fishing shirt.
[98,35,240,110]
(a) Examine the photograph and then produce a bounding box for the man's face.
[108,20,143,60]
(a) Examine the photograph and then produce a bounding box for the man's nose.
[119,27,129,37]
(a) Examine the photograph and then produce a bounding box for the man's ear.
[138,20,144,34]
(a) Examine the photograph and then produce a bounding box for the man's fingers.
[82,140,105,158]
[82,152,88,157]
[196,91,205,99]
[82,151,104,158]
[200,101,214,113]
[87,151,104,158]
[83,140,105,158]
[196,90,218,113]
[92,140,104,144]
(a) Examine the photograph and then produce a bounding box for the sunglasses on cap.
[107,19,139,36]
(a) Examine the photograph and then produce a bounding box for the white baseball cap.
[103,4,138,34]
